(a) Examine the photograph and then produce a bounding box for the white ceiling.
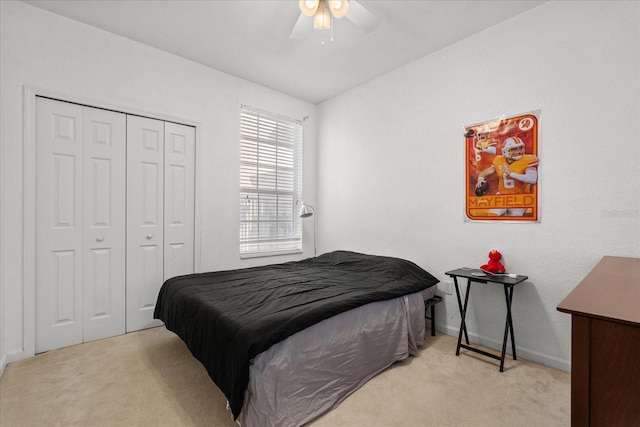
[22,0,545,105]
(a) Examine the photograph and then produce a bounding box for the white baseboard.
[437,325,570,373]
[0,352,6,378]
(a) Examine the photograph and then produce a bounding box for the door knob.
[146,234,153,239]
[96,236,104,242]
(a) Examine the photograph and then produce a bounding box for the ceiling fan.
[290,0,381,40]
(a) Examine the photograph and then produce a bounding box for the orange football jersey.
[473,140,497,171]
[492,154,539,194]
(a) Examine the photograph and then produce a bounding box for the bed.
[154,250,439,426]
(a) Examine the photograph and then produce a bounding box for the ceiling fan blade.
[289,13,313,39]
[345,0,381,33]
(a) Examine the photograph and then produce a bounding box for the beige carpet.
[0,326,570,426]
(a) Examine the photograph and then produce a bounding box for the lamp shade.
[328,0,349,18]
[299,202,314,218]
[299,0,319,17]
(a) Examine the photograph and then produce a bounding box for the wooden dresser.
[557,256,640,427]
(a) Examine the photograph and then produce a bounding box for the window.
[240,106,303,257]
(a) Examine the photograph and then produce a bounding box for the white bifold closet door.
[35,97,126,353]
[35,98,195,352]
[126,116,195,332]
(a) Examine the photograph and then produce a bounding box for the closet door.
[126,116,165,332]
[164,122,195,280]
[35,98,126,353]
[35,98,84,353]
[82,106,126,342]
[126,119,195,331]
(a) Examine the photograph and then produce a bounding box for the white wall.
[317,0,640,371]
[0,1,317,367]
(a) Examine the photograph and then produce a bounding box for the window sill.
[240,249,303,260]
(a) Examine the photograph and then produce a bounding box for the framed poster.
[464,111,540,222]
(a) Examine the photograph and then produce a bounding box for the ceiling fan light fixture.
[313,1,331,30]
[299,0,320,17]
[328,0,349,19]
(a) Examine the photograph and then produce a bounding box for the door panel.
[35,98,84,353]
[82,106,126,342]
[126,115,164,332]
[53,154,77,225]
[142,245,161,303]
[51,250,77,323]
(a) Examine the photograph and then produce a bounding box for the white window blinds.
[240,107,303,256]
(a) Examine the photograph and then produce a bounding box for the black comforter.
[153,250,438,419]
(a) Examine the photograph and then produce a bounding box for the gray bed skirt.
[238,289,434,426]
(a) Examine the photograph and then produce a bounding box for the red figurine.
[480,250,505,273]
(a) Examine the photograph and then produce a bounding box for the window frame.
[239,106,304,258]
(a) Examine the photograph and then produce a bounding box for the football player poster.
[464,110,540,222]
